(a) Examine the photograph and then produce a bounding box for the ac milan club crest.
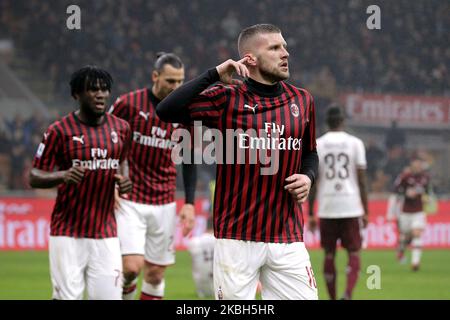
[290,104,299,117]
[111,131,118,144]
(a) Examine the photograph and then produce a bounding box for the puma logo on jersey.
[244,104,258,113]
[72,135,84,144]
[139,111,150,120]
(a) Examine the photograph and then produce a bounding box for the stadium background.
[0,0,449,299]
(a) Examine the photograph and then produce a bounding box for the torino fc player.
[109,53,197,300]
[393,157,430,271]
[158,24,319,300]
[308,106,369,300]
[186,217,215,298]
[29,66,132,300]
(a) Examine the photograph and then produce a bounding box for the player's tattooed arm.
[29,166,86,188]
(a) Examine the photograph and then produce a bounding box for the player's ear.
[244,54,257,66]
[152,70,159,82]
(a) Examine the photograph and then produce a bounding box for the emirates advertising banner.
[342,93,450,129]
[1,197,449,250]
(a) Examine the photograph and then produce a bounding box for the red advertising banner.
[0,198,53,250]
[1,197,449,250]
[303,200,450,249]
[342,93,450,129]
[0,197,211,251]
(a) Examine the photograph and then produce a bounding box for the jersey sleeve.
[355,138,367,169]
[298,91,319,183]
[109,95,131,121]
[304,91,317,151]
[32,126,62,172]
[187,85,229,128]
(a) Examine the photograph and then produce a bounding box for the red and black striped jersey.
[110,88,181,205]
[32,112,131,238]
[394,171,430,213]
[187,81,317,243]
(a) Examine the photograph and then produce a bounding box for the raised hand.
[215,57,250,84]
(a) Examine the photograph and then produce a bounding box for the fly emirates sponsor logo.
[72,148,120,170]
[133,126,177,149]
[238,122,302,151]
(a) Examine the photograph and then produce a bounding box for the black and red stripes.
[33,112,130,238]
[111,88,179,205]
[185,81,317,243]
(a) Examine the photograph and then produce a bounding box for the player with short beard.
[110,53,197,300]
[157,24,319,300]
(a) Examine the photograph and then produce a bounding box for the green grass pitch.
[0,249,449,300]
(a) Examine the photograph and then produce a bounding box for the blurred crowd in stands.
[0,0,448,194]
[0,112,52,191]
[2,0,448,98]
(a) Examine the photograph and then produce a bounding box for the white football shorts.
[49,236,122,300]
[213,239,318,300]
[115,198,177,265]
[398,211,427,233]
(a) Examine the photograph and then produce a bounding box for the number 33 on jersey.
[316,131,367,218]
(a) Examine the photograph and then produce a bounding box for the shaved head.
[238,24,281,57]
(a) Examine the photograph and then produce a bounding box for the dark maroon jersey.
[394,171,430,213]
[110,88,183,205]
[187,82,317,243]
[32,112,131,238]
